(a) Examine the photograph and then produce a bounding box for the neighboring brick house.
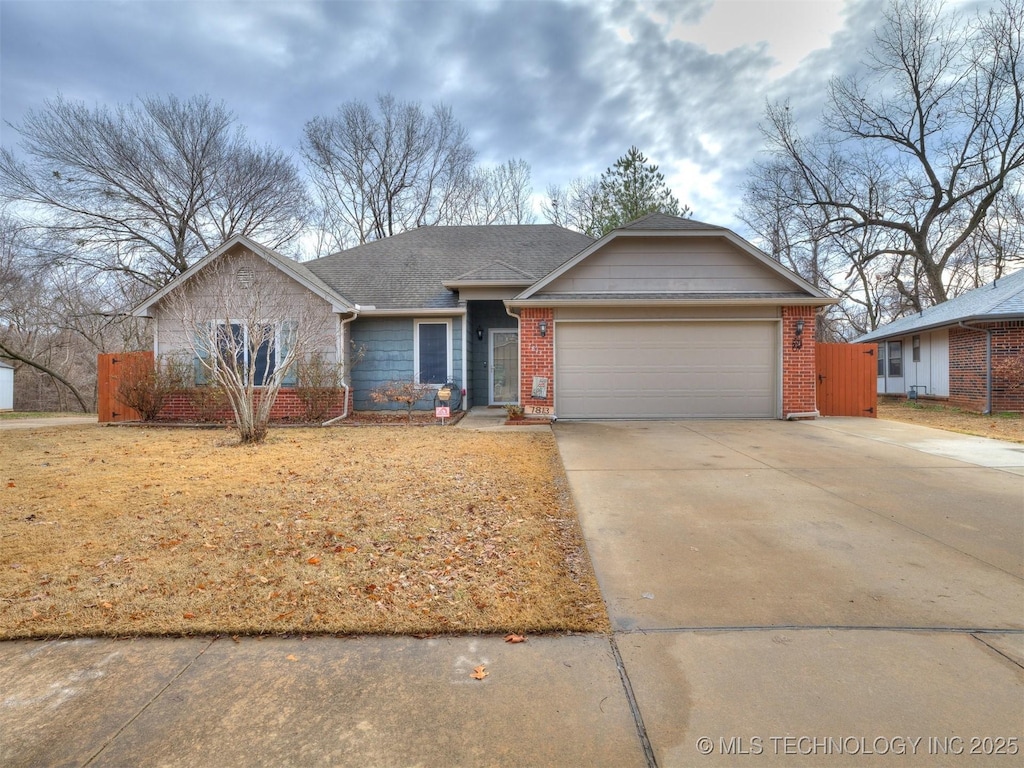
[132,213,834,421]
[858,269,1024,413]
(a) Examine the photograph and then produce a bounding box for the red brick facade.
[949,321,1024,413]
[156,388,351,423]
[781,306,818,418]
[518,307,555,414]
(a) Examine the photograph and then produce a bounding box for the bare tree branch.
[754,0,1024,317]
[0,94,310,290]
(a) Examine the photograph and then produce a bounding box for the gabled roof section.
[444,260,537,286]
[859,269,1024,342]
[512,214,832,305]
[619,212,728,232]
[132,235,356,317]
[306,225,594,310]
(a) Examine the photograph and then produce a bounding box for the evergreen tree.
[594,147,689,235]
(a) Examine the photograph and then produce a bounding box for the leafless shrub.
[369,380,436,423]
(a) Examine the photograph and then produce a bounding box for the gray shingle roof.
[446,260,538,282]
[305,225,594,309]
[858,269,1024,341]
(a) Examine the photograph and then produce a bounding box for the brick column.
[782,306,817,418]
[518,307,555,415]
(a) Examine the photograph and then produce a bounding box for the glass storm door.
[489,330,519,404]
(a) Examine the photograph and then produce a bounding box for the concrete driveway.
[554,417,1024,765]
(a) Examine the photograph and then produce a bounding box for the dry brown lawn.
[0,425,609,639]
[877,398,1024,444]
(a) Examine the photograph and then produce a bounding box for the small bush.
[294,353,344,422]
[116,356,189,421]
[369,380,436,423]
[187,384,230,422]
[994,354,1024,391]
[504,403,525,419]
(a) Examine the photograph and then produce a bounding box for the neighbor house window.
[887,340,903,377]
[877,345,885,376]
[912,335,921,362]
[415,320,451,384]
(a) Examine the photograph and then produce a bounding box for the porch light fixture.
[792,318,805,350]
[476,325,484,341]
[538,319,548,337]
[794,319,805,336]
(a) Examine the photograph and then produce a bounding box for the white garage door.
[555,321,778,418]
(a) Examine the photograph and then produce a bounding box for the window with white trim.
[196,321,292,387]
[887,340,903,377]
[414,320,451,385]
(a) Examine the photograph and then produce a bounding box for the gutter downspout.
[322,312,359,425]
[958,321,992,415]
[461,310,468,411]
[504,303,522,409]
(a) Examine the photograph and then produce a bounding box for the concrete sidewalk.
[2,417,1022,767]
[0,415,98,430]
[1,634,643,767]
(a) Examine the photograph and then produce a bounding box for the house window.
[415,320,451,385]
[199,321,285,387]
[887,340,903,377]
[912,335,921,362]
[877,344,885,376]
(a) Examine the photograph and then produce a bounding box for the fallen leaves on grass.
[877,400,1024,443]
[0,425,609,639]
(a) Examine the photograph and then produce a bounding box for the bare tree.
[741,159,897,339]
[542,176,602,236]
[445,158,537,225]
[757,0,1024,315]
[162,255,336,444]
[0,94,310,290]
[0,217,102,411]
[302,94,477,251]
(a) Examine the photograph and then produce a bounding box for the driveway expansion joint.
[971,633,1024,671]
[609,635,658,768]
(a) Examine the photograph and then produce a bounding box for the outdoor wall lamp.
[538,319,548,337]
[476,325,484,341]
[794,319,805,336]
[792,318,805,350]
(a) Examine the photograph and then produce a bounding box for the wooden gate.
[97,351,153,423]
[816,343,878,417]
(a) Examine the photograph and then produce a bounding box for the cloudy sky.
[0,0,995,237]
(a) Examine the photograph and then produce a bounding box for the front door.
[489,329,519,404]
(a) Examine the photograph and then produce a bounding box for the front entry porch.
[467,300,519,408]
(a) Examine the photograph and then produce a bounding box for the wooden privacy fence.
[815,343,878,417]
[97,351,154,423]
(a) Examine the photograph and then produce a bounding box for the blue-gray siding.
[350,316,463,410]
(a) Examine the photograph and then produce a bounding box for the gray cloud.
[0,0,1000,235]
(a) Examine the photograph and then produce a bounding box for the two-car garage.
[508,213,833,420]
[554,319,779,419]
